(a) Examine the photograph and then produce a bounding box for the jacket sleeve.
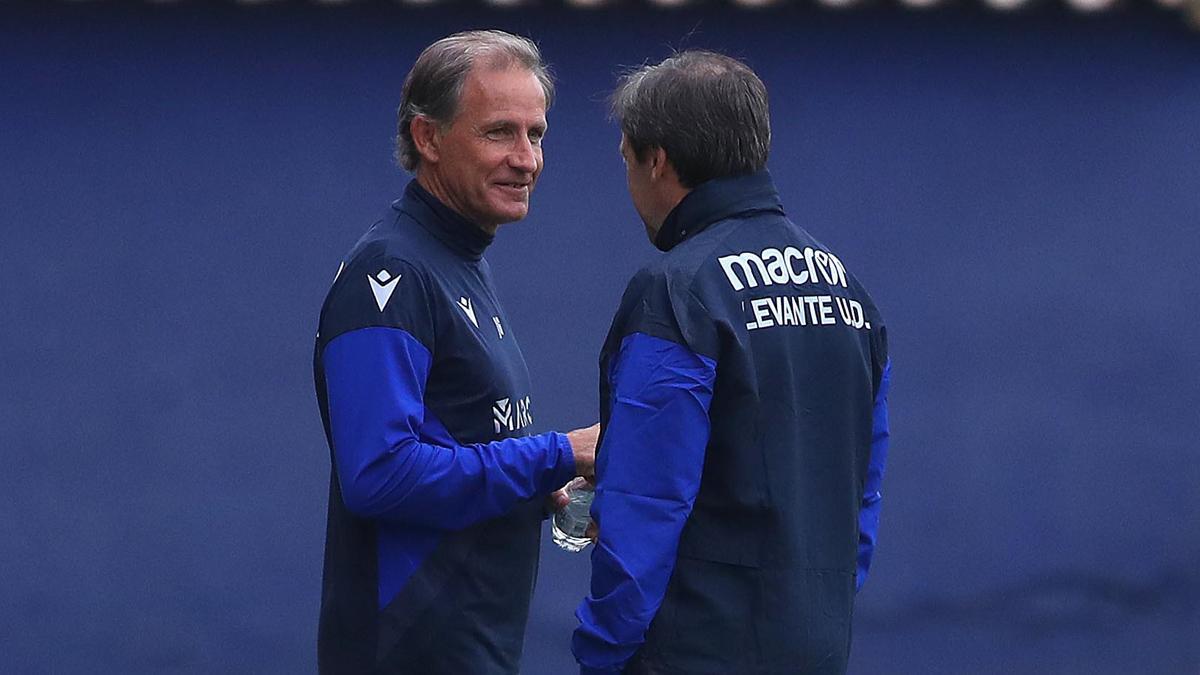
[321,329,575,531]
[572,332,717,675]
[857,358,892,591]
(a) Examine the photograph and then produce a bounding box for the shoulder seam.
[321,324,434,359]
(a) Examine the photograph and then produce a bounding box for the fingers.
[549,487,570,510]
[585,520,598,543]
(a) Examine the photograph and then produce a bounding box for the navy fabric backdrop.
[2,2,1198,673]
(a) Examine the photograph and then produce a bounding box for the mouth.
[494,181,532,197]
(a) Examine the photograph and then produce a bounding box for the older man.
[313,31,597,674]
[573,51,892,674]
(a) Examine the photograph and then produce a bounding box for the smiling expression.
[417,64,548,233]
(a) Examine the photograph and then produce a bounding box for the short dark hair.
[395,30,554,172]
[611,50,770,188]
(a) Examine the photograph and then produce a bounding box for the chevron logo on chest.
[457,296,478,328]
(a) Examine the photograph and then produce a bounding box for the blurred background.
[2,0,1198,673]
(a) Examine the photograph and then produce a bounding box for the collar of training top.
[396,179,496,261]
[654,170,785,253]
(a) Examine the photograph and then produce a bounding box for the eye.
[529,128,546,145]
[485,127,511,141]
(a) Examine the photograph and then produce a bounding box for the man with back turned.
[573,51,892,674]
[312,31,597,674]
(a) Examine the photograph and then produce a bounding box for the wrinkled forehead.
[466,58,548,104]
[458,64,548,119]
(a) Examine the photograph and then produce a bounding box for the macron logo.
[368,269,401,312]
[457,296,478,328]
[493,398,513,434]
[493,396,533,435]
[717,247,848,292]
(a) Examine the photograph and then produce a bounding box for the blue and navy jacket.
[313,180,577,674]
[573,171,891,675]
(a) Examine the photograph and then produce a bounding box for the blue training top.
[573,170,891,675]
[313,180,576,674]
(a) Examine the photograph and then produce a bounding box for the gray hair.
[611,50,770,188]
[395,30,554,172]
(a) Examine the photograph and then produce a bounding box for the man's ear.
[647,146,669,181]
[648,146,683,188]
[410,115,441,165]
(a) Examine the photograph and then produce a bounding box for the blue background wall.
[2,2,1198,673]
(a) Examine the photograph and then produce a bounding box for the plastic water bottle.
[551,477,594,552]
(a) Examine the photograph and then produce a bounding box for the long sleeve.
[572,332,717,675]
[322,326,576,531]
[857,358,892,591]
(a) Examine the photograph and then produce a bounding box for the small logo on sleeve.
[493,396,533,435]
[368,269,401,312]
[457,296,479,328]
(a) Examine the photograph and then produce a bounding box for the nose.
[508,135,538,174]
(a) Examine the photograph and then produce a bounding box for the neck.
[650,185,691,236]
[416,170,499,236]
[653,170,782,252]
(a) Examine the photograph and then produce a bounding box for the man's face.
[620,134,659,243]
[426,65,547,231]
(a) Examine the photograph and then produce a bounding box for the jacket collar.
[393,179,494,261]
[654,170,784,252]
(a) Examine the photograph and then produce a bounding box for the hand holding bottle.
[551,477,595,552]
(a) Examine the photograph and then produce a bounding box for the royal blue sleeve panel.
[573,332,717,674]
[322,327,576,531]
[857,358,892,591]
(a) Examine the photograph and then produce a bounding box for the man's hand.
[547,479,599,542]
[566,423,599,480]
[549,485,571,511]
